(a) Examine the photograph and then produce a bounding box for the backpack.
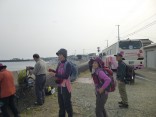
[64,61,78,82]
[103,67,116,92]
[92,68,116,92]
[122,62,135,84]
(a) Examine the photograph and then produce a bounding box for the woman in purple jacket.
[90,57,111,117]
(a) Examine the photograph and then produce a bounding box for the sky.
[0,0,156,60]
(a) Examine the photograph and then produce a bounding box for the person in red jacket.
[0,63,20,117]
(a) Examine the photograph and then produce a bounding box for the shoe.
[118,101,124,105]
[119,103,129,108]
[34,101,43,106]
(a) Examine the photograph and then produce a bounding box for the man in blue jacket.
[115,53,128,108]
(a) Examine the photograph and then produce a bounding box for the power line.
[122,20,156,38]
[121,13,156,35]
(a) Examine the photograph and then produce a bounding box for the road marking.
[136,75,156,82]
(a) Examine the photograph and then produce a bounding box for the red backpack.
[92,67,116,92]
[103,67,116,92]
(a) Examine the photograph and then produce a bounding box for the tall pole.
[116,25,120,41]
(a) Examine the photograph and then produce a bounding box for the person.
[90,57,111,117]
[114,52,129,108]
[0,63,20,117]
[50,48,73,117]
[27,54,46,105]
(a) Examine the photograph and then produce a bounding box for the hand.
[50,72,56,77]
[98,88,105,94]
[118,80,124,84]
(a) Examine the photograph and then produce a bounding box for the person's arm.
[118,63,126,80]
[32,62,40,75]
[98,71,111,90]
[55,62,71,79]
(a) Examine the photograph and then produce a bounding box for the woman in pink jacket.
[90,57,111,117]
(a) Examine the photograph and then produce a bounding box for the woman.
[90,57,111,117]
[50,48,73,117]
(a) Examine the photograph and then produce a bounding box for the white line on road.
[136,75,156,82]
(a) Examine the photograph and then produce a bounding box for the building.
[144,43,156,70]
[139,39,153,47]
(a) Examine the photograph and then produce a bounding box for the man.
[50,48,73,117]
[114,52,129,108]
[0,63,20,117]
[28,54,46,105]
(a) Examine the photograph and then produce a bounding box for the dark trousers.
[96,92,108,117]
[58,87,73,117]
[35,74,46,104]
[0,95,20,117]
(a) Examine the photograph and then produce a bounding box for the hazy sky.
[0,0,156,59]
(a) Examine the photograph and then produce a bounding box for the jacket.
[116,60,126,81]
[0,69,16,98]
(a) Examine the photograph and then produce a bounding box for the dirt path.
[20,70,156,117]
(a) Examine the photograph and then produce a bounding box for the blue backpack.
[64,61,78,82]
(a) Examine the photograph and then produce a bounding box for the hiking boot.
[118,101,124,105]
[119,103,129,108]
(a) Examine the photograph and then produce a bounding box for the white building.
[144,43,156,70]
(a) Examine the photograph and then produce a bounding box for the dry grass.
[78,70,91,78]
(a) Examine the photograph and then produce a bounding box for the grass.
[78,69,91,78]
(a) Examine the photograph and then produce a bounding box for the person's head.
[56,48,67,61]
[0,63,7,71]
[114,53,123,61]
[91,57,104,69]
[33,54,40,62]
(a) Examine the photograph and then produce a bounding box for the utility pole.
[116,25,120,41]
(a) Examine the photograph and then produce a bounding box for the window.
[119,41,142,49]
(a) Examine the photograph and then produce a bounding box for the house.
[144,43,156,70]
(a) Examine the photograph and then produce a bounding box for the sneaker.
[119,103,129,108]
[118,101,124,105]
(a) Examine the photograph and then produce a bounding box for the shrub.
[18,69,26,84]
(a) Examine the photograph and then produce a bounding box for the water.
[1,61,36,71]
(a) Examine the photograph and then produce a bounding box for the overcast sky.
[0,0,156,60]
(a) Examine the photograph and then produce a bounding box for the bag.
[122,62,135,84]
[103,67,116,92]
[64,61,78,82]
[45,86,55,95]
[93,68,116,92]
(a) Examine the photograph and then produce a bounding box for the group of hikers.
[0,48,129,117]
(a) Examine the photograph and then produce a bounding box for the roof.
[139,39,153,47]
[144,43,156,49]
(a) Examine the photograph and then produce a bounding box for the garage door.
[147,50,156,69]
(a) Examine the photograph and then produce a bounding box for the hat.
[114,52,123,57]
[0,63,7,68]
[56,48,67,58]
[90,57,104,68]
